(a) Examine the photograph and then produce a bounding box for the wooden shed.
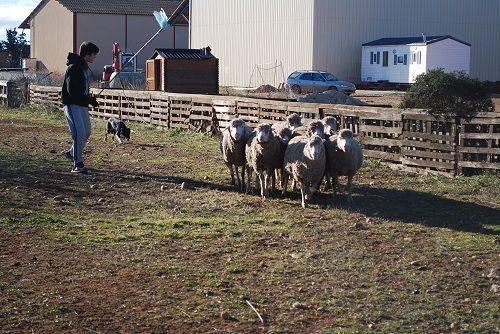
[146,47,219,94]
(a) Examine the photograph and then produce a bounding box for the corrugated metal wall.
[191,0,500,86]
[313,0,500,83]
[190,0,315,87]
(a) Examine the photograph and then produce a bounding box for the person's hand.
[89,96,99,108]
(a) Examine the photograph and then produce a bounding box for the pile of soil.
[253,84,279,93]
[298,90,366,106]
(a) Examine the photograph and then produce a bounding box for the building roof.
[362,35,471,47]
[151,47,216,60]
[20,0,181,28]
[168,0,189,26]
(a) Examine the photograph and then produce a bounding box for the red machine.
[112,42,121,72]
[102,42,136,81]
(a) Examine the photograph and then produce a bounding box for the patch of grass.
[0,105,65,125]
[0,209,65,226]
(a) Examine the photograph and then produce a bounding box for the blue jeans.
[64,105,91,167]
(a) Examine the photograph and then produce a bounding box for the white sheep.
[272,126,293,189]
[220,118,253,191]
[322,116,338,138]
[272,113,303,133]
[324,128,363,203]
[292,119,325,139]
[283,134,326,208]
[245,123,281,198]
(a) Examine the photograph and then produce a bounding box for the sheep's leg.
[240,166,245,192]
[332,175,339,198]
[281,171,289,195]
[271,169,276,193]
[324,171,332,191]
[235,166,241,189]
[245,165,252,194]
[299,183,308,208]
[347,174,354,203]
[310,179,322,199]
[275,169,281,188]
[226,162,235,185]
[258,172,268,198]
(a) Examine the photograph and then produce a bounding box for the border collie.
[105,118,131,144]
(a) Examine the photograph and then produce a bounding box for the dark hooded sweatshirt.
[61,53,93,107]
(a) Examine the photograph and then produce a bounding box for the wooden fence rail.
[2,82,498,176]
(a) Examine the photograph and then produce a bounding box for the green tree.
[0,28,29,68]
[400,69,494,118]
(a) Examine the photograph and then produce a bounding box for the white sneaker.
[71,166,88,174]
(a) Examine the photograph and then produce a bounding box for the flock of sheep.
[220,113,363,208]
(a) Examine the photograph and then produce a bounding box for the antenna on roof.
[422,32,427,43]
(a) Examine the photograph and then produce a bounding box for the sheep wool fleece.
[64,105,91,166]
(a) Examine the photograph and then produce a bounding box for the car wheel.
[328,86,338,91]
[291,85,301,94]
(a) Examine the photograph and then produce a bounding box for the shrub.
[399,69,494,118]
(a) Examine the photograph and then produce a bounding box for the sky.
[0,0,39,42]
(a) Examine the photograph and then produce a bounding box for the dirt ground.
[241,89,500,110]
[230,89,405,108]
[0,106,499,333]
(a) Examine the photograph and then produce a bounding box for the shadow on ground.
[1,154,498,236]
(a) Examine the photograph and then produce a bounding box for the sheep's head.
[228,118,246,141]
[256,123,273,143]
[306,135,325,160]
[322,116,338,136]
[276,126,293,145]
[307,120,325,138]
[286,113,302,130]
[337,129,354,153]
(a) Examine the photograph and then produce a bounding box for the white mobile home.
[361,35,471,84]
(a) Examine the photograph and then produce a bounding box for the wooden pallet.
[90,89,121,119]
[190,96,214,132]
[236,100,260,127]
[458,112,500,173]
[401,111,456,176]
[120,90,151,123]
[169,95,191,129]
[213,98,236,130]
[260,100,287,125]
[149,91,169,127]
[30,85,61,110]
[287,102,320,121]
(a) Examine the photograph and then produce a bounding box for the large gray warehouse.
[189,0,500,87]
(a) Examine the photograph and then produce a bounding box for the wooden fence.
[3,82,499,176]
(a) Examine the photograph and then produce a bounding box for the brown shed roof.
[20,0,181,28]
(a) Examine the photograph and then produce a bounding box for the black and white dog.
[105,118,131,144]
